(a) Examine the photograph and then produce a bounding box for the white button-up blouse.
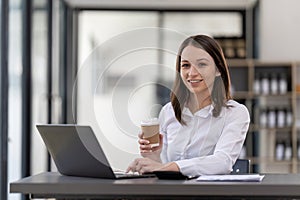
[159,100,250,177]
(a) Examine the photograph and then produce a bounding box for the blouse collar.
[182,104,214,118]
[182,103,226,118]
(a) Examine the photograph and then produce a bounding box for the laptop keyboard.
[114,171,156,179]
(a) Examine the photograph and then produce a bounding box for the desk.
[10,172,300,199]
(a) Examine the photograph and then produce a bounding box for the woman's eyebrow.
[181,60,189,63]
[196,58,209,62]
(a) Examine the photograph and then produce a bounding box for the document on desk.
[197,174,265,182]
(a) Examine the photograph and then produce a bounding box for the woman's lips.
[187,79,203,86]
[188,79,203,83]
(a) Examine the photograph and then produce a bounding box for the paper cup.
[141,118,160,147]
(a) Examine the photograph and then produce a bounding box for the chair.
[231,159,250,174]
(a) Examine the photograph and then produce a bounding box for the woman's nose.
[188,65,199,76]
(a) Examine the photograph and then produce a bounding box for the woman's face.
[180,45,220,95]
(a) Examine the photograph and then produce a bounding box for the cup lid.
[141,118,159,126]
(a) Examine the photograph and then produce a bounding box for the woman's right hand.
[138,132,163,162]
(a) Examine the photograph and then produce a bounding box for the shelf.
[227,59,250,66]
[250,126,293,132]
[253,93,293,98]
[232,92,293,99]
[232,92,252,99]
[230,60,298,173]
[246,156,294,165]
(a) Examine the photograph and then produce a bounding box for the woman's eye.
[181,63,189,68]
[197,63,207,67]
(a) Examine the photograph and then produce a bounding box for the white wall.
[259,0,300,61]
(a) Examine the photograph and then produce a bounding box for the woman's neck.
[187,93,212,114]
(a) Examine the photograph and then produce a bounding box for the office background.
[1,0,300,199]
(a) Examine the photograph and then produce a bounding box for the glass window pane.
[8,0,22,200]
[77,11,160,170]
[31,0,48,175]
[163,12,243,37]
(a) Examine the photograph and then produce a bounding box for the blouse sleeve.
[175,104,250,177]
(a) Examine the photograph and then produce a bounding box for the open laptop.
[36,124,156,179]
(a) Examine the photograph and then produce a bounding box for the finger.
[125,166,131,173]
[138,159,154,174]
[151,146,160,152]
[135,159,143,173]
[139,144,152,151]
[137,160,151,174]
[138,139,150,145]
[126,160,136,173]
[127,158,141,173]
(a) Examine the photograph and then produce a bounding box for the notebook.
[36,124,156,179]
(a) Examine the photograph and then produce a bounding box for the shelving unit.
[294,62,300,173]
[228,59,300,173]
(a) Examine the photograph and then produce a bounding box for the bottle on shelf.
[275,139,285,161]
[270,73,278,94]
[259,109,267,128]
[261,73,270,95]
[267,108,276,128]
[253,73,260,94]
[284,140,292,161]
[286,108,293,127]
[277,108,286,128]
[234,39,245,58]
[224,39,235,58]
[279,73,288,94]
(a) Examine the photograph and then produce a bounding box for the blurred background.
[1,0,300,199]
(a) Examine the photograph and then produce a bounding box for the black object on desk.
[153,171,192,180]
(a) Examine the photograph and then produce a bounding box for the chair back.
[231,159,250,174]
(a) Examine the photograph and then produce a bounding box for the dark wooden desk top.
[10,172,300,199]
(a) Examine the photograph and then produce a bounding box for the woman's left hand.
[126,158,163,174]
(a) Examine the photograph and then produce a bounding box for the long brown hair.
[170,35,232,124]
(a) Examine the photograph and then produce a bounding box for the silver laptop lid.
[36,124,116,179]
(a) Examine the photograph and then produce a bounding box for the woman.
[127,35,250,177]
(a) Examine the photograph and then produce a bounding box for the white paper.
[197,174,265,182]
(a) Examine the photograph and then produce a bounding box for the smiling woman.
[127,35,250,177]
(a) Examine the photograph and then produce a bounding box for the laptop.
[36,124,156,179]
